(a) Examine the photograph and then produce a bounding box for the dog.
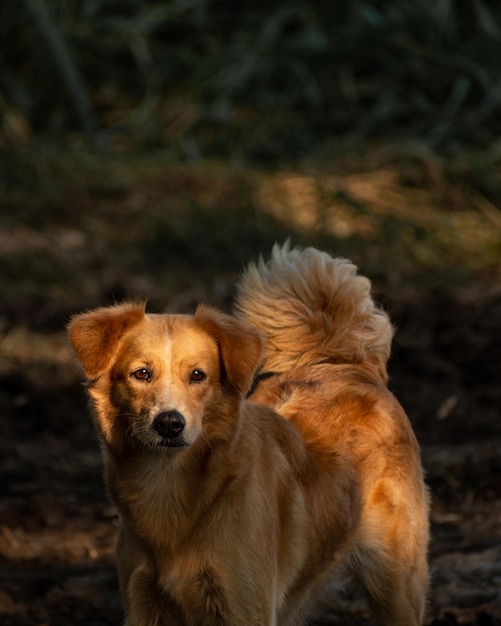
[69,303,359,625]
[234,243,429,625]
[68,244,428,625]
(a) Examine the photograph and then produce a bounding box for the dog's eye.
[132,368,151,382]
[190,369,206,383]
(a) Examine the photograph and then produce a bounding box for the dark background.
[1,1,500,624]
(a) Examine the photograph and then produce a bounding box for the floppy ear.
[68,301,146,380]
[195,305,263,395]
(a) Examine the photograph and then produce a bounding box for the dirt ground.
[1,161,500,625]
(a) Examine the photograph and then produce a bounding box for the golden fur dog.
[235,243,429,625]
[68,244,428,625]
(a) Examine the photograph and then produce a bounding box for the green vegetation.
[3,0,501,160]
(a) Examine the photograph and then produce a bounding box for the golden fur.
[236,244,394,377]
[234,243,429,625]
[68,243,428,625]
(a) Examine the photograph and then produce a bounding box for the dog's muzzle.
[152,410,187,447]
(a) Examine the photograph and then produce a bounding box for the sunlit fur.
[236,241,394,380]
[235,243,430,626]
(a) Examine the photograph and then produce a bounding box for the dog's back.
[235,243,429,626]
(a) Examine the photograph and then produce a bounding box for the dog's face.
[68,303,263,454]
[105,315,222,449]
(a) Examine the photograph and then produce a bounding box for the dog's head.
[68,303,263,455]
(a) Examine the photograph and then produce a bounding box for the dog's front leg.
[125,566,187,626]
[177,567,276,626]
[125,566,162,626]
[117,519,157,624]
[178,567,230,626]
[117,520,184,625]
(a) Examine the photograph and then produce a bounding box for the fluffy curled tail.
[234,243,394,377]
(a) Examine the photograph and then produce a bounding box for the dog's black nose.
[153,411,186,438]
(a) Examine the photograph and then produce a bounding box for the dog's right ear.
[68,302,146,380]
[195,305,263,395]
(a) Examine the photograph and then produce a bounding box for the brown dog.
[235,243,429,625]
[69,303,360,625]
[68,244,428,625]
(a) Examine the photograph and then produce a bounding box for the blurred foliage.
[1,0,500,334]
[2,0,501,161]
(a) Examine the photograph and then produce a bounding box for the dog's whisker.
[118,413,153,448]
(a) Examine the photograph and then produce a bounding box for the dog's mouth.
[132,431,190,450]
[156,436,189,448]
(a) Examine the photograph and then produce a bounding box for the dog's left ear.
[195,305,263,395]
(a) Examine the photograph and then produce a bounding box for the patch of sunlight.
[0,327,77,379]
[0,522,115,563]
[253,167,501,270]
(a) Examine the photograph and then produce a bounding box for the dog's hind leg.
[350,544,428,626]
